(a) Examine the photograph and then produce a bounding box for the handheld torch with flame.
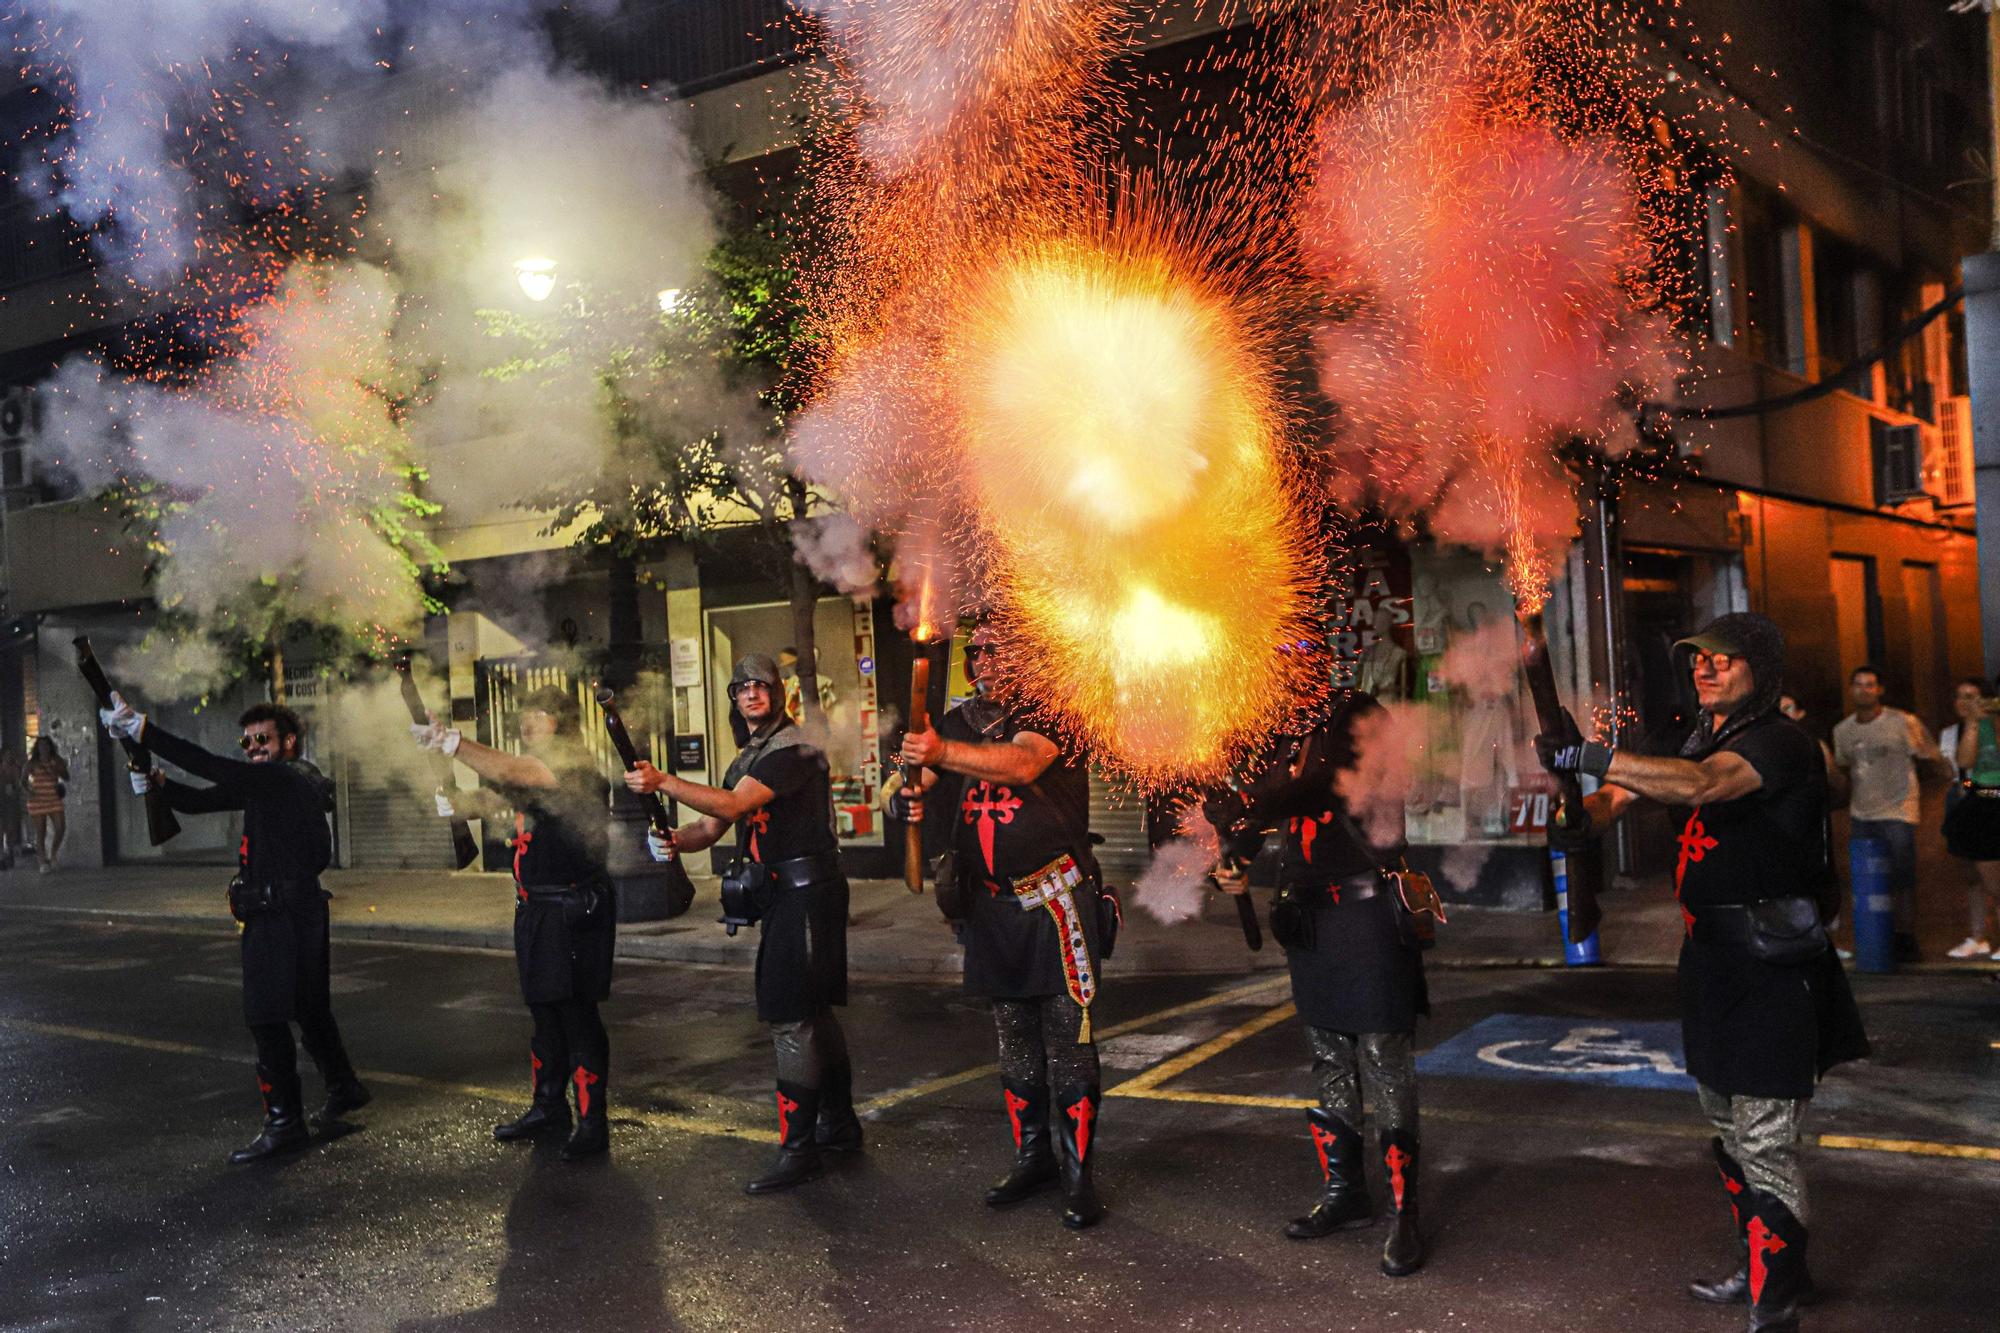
[903,625,934,894]
[1516,604,1602,945]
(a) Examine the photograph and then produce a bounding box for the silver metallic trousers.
[1697,1082,1809,1221]
[994,995,1100,1090]
[1308,1026,1418,1136]
[770,1012,851,1089]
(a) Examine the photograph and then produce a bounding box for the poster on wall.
[1329,545,1415,697]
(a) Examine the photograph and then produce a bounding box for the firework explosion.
[787,0,1738,782]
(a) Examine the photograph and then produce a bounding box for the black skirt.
[514,879,617,1005]
[1677,938,1868,1100]
[755,876,850,1024]
[961,873,1104,1000]
[1944,790,2000,862]
[240,885,333,1027]
[1283,888,1427,1034]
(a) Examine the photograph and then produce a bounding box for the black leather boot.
[1691,1138,1751,1303]
[1690,1140,1817,1308]
[560,1063,609,1160]
[814,1061,864,1154]
[746,1081,823,1194]
[985,1078,1058,1207]
[1379,1129,1424,1277]
[318,1077,371,1122]
[229,1066,310,1165]
[1285,1108,1373,1239]
[301,1017,369,1121]
[494,1040,569,1141]
[1745,1188,1809,1331]
[1054,1082,1104,1229]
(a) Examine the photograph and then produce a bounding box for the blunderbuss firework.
[1516,610,1601,944]
[593,684,697,907]
[396,654,480,870]
[73,637,180,846]
[1199,783,1267,953]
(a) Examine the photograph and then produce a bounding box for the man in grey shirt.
[1832,665,1945,961]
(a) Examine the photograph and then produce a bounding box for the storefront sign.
[673,734,706,771]
[669,638,701,688]
[1328,545,1414,693]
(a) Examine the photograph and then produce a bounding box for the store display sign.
[1328,545,1414,693]
[669,638,701,688]
[674,734,706,771]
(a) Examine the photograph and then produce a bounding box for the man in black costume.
[1536,611,1868,1333]
[1212,686,1427,1277]
[107,697,368,1164]
[412,684,615,1160]
[625,653,860,1193]
[895,623,1111,1230]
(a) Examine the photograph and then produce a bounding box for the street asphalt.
[0,904,1994,1332]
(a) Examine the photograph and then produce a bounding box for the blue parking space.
[1418,1014,1696,1092]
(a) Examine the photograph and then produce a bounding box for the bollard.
[1551,848,1601,966]
[1848,836,1896,974]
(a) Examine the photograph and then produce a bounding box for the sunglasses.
[1689,650,1738,673]
[239,732,280,751]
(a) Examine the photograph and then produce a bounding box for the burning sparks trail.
[948,217,1316,781]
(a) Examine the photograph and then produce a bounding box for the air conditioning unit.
[1935,394,1974,507]
[1869,417,1926,504]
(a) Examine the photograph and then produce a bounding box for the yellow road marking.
[1108,1001,1297,1098]
[1815,1134,2000,1163]
[857,974,1291,1116]
[0,1017,774,1143]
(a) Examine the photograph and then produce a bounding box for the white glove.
[646,830,677,863]
[100,692,146,742]
[434,793,456,819]
[129,768,157,796]
[409,721,462,755]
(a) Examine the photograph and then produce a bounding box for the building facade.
[0,1,1988,904]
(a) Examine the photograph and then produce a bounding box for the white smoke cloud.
[20,1,731,693]
[790,513,880,597]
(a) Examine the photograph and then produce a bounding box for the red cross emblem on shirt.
[744,807,770,862]
[1290,814,1327,865]
[1675,811,1718,892]
[961,781,1023,874]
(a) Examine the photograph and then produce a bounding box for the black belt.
[1292,873,1383,906]
[1689,900,1798,946]
[519,882,588,902]
[768,850,842,891]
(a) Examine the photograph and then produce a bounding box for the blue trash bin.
[1551,848,1601,967]
[1848,836,1896,974]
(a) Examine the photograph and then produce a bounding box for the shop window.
[1397,551,1551,848]
[704,597,884,849]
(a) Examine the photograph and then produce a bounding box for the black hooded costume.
[1663,613,1869,1100]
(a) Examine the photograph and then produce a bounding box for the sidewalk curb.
[0,900,1768,975]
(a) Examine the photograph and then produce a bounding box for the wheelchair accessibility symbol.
[1417,1015,1696,1091]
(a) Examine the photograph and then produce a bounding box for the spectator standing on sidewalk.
[1831,666,1945,963]
[23,736,68,874]
[1941,677,2000,961]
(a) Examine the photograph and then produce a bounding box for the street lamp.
[514,257,557,302]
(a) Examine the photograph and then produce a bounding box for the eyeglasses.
[962,644,989,659]
[1689,650,1738,673]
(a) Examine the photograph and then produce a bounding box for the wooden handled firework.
[396,654,480,870]
[74,637,180,846]
[1517,612,1601,943]
[593,685,697,901]
[903,649,932,894]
